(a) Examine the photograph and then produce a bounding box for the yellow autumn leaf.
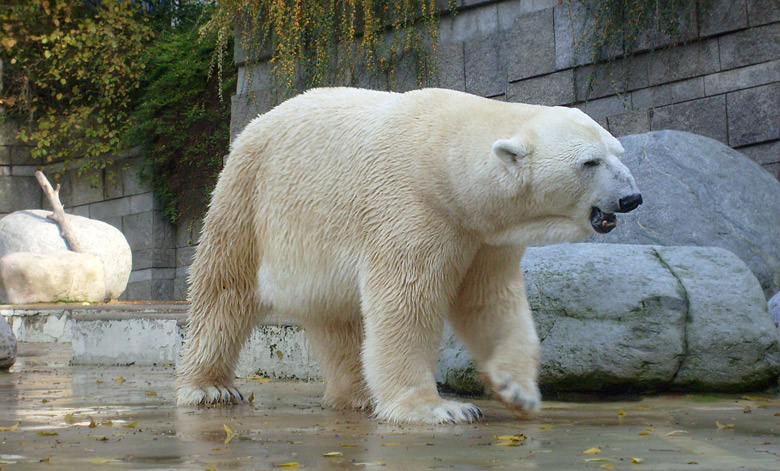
[102,420,113,426]
[0,422,20,432]
[44,50,52,58]
[584,458,608,462]
[206,468,216,471]
[248,392,255,403]
[496,441,522,447]
[1,38,17,49]
[112,432,126,437]
[381,442,400,446]
[123,421,138,428]
[64,414,76,424]
[246,374,272,383]
[277,462,299,468]
[537,424,553,429]
[323,452,342,457]
[617,409,626,416]
[37,431,59,436]
[631,457,644,464]
[583,447,601,455]
[600,464,616,469]
[688,461,698,465]
[89,458,115,464]
[114,376,126,384]
[89,417,97,428]
[146,391,157,397]
[775,413,780,417]
[339,443,357,447]
[638,431,650,435]
[716,420,734,429]
[224,424,237,444]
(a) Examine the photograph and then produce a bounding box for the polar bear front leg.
[450,245,541,414]
[359,256,482,424]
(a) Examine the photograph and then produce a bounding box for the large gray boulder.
[437,244,780,394]
[0,210,131,300]
[590,131,780,299]
[0,315,16,369]
[769,291,780,337]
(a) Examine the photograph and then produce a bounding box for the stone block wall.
[231,0,780,178]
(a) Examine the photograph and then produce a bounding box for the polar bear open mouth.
[590,207,617,234]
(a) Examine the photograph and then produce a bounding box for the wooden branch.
[34,170,83,253]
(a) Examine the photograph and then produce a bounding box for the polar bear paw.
[176,384,244,406]
[376,399,483,424]
[491,373,541,413]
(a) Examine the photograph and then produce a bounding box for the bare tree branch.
[34,171,83,253]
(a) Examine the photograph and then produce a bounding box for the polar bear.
[176,88,641,424]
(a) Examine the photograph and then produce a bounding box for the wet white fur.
[176,88,638,424]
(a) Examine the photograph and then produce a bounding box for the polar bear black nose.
[618,193,643,213]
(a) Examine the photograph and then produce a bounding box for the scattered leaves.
[716,421,734,429]
[631,457,644,464]
[0,423,19,432]
[246,375,272,383]
[323,452,342,457]
[123,421,139,428]
[495,433,527,446]
[583,447,602,455]
[276,462,299,468]
[37,431,59,436]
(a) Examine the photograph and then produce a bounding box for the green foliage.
[204,0,440,100]
[127,7,236,224]
[0,0,154,171]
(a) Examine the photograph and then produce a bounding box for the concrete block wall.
[231,0,780,178]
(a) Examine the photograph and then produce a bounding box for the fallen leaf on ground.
[631,457,644,464]
[89,418,97,428]
[0,423,19,432]
[716,421,734,429]
[276,462,299,468]
[224,424,238,444]
[37,431,58,436]
[64,414,76,424]
[617,409,626,416]
[775,413,780,417]
[381,442,400,446]
[583,447,601,455]
[145,391,157,397]
[40,456,51,462]
[537,424,554,429]
[89,458,115,464]
[667,430,689,436]
[88,435,109,441]
[248,392,255,403]
[339,443,357,447]
[123,421,139,428]
[102,420,113,426]
[112,432,126,437]
[584,458,608,462]
[114,376,125,384]
[0,459,18,464]
[740,395,771,402]
[600,465,616,469]
[323,452,342,457]
[687,461,698,465]
[246,375,272,383]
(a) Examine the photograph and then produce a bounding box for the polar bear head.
[487,106,641,245]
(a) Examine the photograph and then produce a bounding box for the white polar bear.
[176,88,641,424]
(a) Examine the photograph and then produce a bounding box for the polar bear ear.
[492,138,532,166]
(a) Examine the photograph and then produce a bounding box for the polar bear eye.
[582,159,600,168]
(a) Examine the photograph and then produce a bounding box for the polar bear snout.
[617,193,643,213]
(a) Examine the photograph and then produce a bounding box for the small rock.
[0,315,16,369]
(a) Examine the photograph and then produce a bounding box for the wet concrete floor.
[1,343,779,470]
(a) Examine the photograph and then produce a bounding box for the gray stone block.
[0,147,9,166]
[575,95,630,127]
[699,0,748,37]
[176,245,197,268]
[631,77,705,109]
[9,145,34,165]
[125,280,152,300]
[230,92,272,141]
[727,82,780,147]
[496,0,558,29]
[0,315,17,369]
[629,6,698,54]
[151,278,174,300]
[647,39,720,86]
[765,162,780,180]
[121,157,148,197]
[651,95,728,144]
[719,23,780,70]
[133,248,176,271]
[129,192,154,214]
[0,121,21,146]
[439,3,498,44]
[236,62,273,95]
[103,162,124,200]
[0,177,41,213]
[66,172,104,207]
[506,70,574,106]
[574,56,649,101]
[0,166,9,176]
[434,42,465,91]
[746,0,780,26]
[736,140,780,166]
[607,109,652,137]
[503,8,555,82]
[68,205,90,218]
[9,165,37,177]
[89,198,130,221]
[464,33,506,97]
[173,275,189,301]
[704,59,780,96]
[122,210,175,251]
[175,216,204,248]
[554,2,622,69]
